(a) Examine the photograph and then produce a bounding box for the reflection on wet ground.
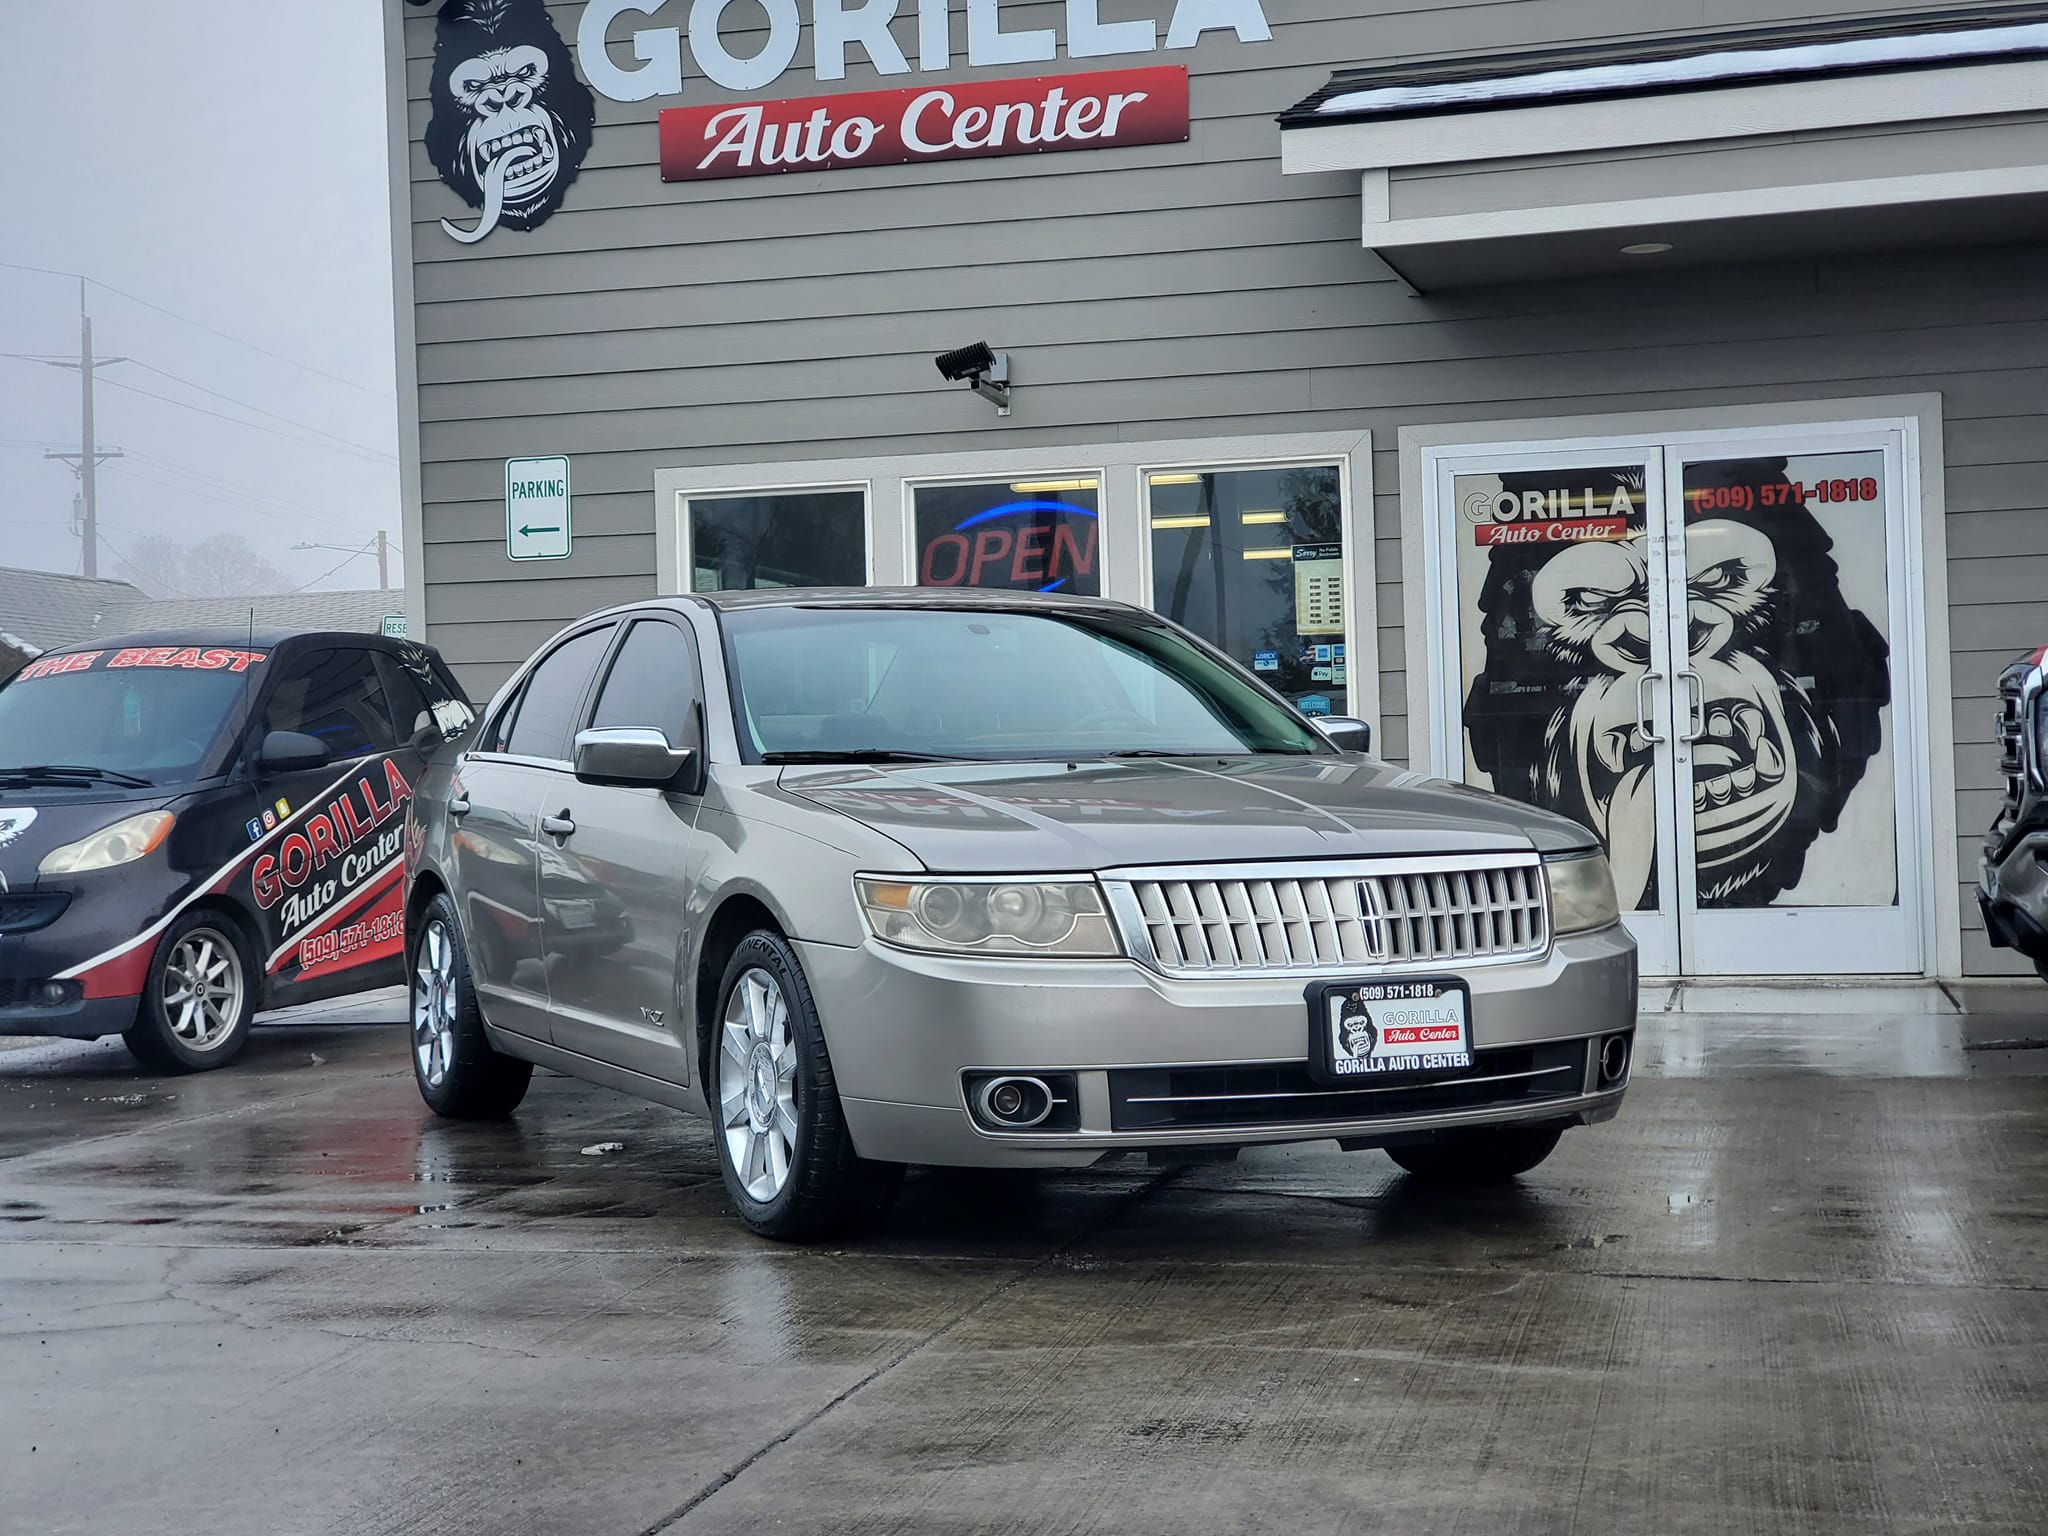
[3,998,2045,1534]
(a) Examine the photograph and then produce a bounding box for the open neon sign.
[918,499,1098,594]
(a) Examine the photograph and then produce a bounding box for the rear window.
[0,645,268,783]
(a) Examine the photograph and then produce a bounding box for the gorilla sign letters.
[1457,456,1895,916]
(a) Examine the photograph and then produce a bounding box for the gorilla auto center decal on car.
[251,759,416,987]
[1458,460,1892,912]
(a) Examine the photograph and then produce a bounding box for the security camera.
[934,342,1011,416]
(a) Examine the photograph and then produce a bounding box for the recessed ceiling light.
[1621,241,1674,256]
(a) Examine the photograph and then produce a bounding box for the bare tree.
[181,534,293,598]
[112,535,193,598]
[114,534,292,598]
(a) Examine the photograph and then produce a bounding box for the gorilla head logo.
[413,0,595,244]
[1338,994,1378,1060]
[1464,463,1890,910]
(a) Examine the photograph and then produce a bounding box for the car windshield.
[723,605,1330,762]
[0,654,261,783]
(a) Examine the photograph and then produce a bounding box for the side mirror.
[257,730,330,775]
[573,727,694,788]
[1316,716,1372,754]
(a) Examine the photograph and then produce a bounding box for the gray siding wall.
[395,1,2047,973]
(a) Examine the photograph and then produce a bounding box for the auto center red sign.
[660,66,1189,181]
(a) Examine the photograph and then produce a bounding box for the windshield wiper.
[0,764,154,788]
[1105,748,1312,759]
[762,749,973,765]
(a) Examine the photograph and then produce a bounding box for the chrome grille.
[1104,857,1549,977]
[1998,674,2028,817]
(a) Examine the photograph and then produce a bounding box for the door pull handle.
[1634,672,1667,745]
[1678,669,1708,743]
[541,812,576,839]
[447,795,471,818]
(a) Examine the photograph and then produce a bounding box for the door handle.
[1678,669,1708,743]
[541,811,576,839]
[447,795,471,819]
[1635,672,1667,746]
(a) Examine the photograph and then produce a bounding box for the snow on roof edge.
[1315,21,2048,118]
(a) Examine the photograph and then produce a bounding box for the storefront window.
[688,489,866,592]
[914,478,1101,596]
[1148,464,1346,716]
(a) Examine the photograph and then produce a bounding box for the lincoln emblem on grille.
[1355,880,1389,962]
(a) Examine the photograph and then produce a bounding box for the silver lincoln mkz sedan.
[405,590,1636,1238]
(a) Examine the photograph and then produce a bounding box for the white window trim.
[655,431,1379,734]
[1397,395,1956,980]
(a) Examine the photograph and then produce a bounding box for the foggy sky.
[0,0,403,594]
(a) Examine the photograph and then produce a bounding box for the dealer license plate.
[1313,980,1472,1081]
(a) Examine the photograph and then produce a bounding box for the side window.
[376,652,477,750]
[260,648,399,762]
[504,626,615,762]
[589,619,702,747]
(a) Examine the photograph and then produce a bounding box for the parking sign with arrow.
[506,456,571,561]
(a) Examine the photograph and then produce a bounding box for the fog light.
[37,980,81,1008]
[1599,1033,1632,1085]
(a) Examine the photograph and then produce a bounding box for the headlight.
[1545,851,1620,935]
[39,810,175,876]
[855,877,1122,958]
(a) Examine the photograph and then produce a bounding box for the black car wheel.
[713,931,903,1241]
[124,910,258,1074]
[411,893,532,1119]
[1385,1123,1566,1185]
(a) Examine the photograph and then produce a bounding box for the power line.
[123,359,394,461]
[103,461,337,536]
[120,448,343,524]
[95,373,395,465]
[0,258,393,401]
[294,541,378,592]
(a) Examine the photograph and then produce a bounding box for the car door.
[247,645,412,1000]
[447,623,616,1043]
[536,615,705,1086]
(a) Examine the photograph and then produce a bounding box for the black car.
[1979,645,2048,976]
[0,629,472,1070]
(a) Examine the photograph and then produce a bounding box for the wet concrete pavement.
[3,994,2046,1535]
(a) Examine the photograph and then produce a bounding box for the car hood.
[779,757,1596,873]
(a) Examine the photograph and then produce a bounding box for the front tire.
[411,894,532,1119]
[125,911,259,1073]
[1385,1123,1566,1185]
[713,932,903,1241]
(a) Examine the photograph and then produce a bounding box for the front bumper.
[0,885,172,1039]
[799,925,1638,1168]
[1979,830,2048,960]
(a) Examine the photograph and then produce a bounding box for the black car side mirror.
[257,730,330,775]
[573,727,695,789]
[1316,716,1372,754]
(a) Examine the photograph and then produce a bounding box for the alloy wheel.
[414,919,459,1088]
[718,966,799,1202]
[161,927,245,1052]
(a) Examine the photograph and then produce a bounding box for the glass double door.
[1437,430,1921,977]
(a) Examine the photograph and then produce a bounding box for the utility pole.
[42,281,125,579]
[376,529,389,591]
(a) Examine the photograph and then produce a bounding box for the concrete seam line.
[636,1166,1189,1536]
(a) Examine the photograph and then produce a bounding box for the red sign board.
[660,66,1190,183]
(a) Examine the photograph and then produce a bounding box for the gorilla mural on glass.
[410,0,596,244]
[1461,461,1892,911]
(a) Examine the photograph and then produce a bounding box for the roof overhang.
[1279,5,2048,291]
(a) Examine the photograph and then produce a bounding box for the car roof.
[54,627,415,654]
[685,586,1135,614]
